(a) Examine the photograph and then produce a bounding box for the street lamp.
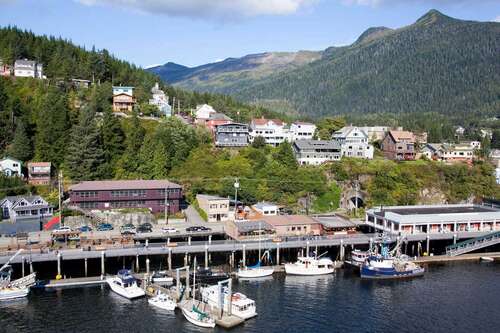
[234,178,240,215]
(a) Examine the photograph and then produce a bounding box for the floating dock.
[44,276,107,289]
[413,252,500,264]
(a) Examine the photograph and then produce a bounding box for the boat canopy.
[246,261,262,269]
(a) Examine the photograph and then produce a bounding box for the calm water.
[1,262,500,333]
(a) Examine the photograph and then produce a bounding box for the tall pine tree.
[8,121,32,162]
[65,106,104,180]
[101,108,125,178]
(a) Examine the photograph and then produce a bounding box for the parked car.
[121,228,136,236]
[137,226,152,234]
[97,223,114,231]
[186,226,212,233]
[79,225,93,232]
[161,227,178,234]
[140,222,153,230]
[121,223,136,230]
[53,226,72,234]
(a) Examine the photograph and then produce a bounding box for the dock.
[413,252,500,264]
[44,276,107,289]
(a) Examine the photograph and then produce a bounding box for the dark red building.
[69,180,182,214]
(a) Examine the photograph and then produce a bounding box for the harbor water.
[1,261,500,333]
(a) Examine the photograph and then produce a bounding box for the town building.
[380,130,416,161]
[261,215,323,237]
[455,126,465,137]
[196,194,230,222]
[358,126,402,142]
[0,195,53,221]
[332,126,374,159]
[27,162,52,185]
[436,143,475,163]
[112,86,135,112]
[194,104,217,123]
[149,82,172,117]
[252,202,278,216]
[71,79,91,89]
[215,123,249,148]
[249,118,289,147]
[0,59,12,77]
[289,122,316,141]
[292,140,341,166]
[415,132,428,144]
[365,204,500,234]
[69,180,182,214]
[14,59,44,79]
[491,149,500,168]
[225,220,276,240]
[0,157,22,177]
[314,215,359,235]
[205,113,233,134]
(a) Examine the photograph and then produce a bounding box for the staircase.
[65,205,105,225]
[446,231,500,256]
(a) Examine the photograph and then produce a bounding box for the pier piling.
[242,244,246,268]
[426,235,430,255]
[184,252,188,267]
[277,243,280,265]
[136,255,139,272]
[21,256,25,277]
[146,258,150,274]
[101,251,105,276]
[306,241,310,257]
[340,240,345,261]
[168,248,172,271]
[57,252,62,277]
[29,261,33,274]
[205,244,209,269]
[84,258,88,277]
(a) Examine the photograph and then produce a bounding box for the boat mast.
[192,256,197,300]
[258,222,261,263]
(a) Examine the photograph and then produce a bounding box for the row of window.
[111,200,146,208]
[77,191,98,198]
[209,204,228,209]
[80,202,98,209]
[111,190,146,198]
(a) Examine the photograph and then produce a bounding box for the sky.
[1,0,500,68]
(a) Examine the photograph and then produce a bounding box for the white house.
[249,118,290,146]
[0,157,22,177]
[332,126,374,159]
[252,202,278,216]
[195,104,217,122]
[0,195,53,221]
[14,59,44,79]
[290,122,316,141]
[292,140,342,166]
[196,194,230,222]
[149,83,172,117]
[112,86,134,97]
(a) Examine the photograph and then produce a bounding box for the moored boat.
[189,268,229,285]
[106,269,145,299]
[201,284,257,320]
[148,291,176,311]
[0,250,36,301]
[344,249,370,269]
[360,256,425,279]
[182,305,216,328]
[151,271,174,284]
[480,256,494,262]
[237,261,274,279]
[285,253,335,276]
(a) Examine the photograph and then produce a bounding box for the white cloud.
[76,0,316,20]
[493,16,500,22]
[342,0,494,6]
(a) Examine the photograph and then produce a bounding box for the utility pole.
[172,97,176,114]
[58,171,64,226]
[234,178,240,217]
[164,186,170,224]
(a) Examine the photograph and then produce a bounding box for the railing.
[446,231,500,256]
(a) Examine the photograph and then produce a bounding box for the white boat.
[0,249,36,301]
[237,224,274,279]
[106,269,145,299]
[151,270,174,284]
[345,249,370,269]
[285,253,335,276]
[201,284,257,320]
[148,291,176,311]
[480,256,495,262]
[182,305,216,328]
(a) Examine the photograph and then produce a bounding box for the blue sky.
[1,0,499,68]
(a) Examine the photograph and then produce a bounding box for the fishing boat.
[285,252,335,276]
[360,242,424,279]
[106,269,145,299]
[344,249,371,269]
[0,250,36,301]
[201,284,257,320]
[148,291,176,311]
[151,270,174,284]
[182,305,216,328]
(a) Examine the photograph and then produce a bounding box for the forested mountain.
[148,51,322,95]
[151,10,500,122]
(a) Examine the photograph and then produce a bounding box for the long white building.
[249,118,289,147]
[289,122,316,141]
[14,59,44,79]
[332,126,374,159]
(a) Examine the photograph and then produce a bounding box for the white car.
[53,226,72,234]
[162,227,178,234]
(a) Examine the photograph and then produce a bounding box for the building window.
[78,191,98,198]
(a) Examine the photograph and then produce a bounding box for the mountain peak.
[416,9,454,25]
[355,26,393,45]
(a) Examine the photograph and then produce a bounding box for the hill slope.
[152,10,500,120]
[148,51,322,94]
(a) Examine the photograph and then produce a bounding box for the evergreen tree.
[65,107,104,180]
[8,121,32,162]
[273,142,297,170]
[251,136,266,148]
[101,108,125,178]
[115,110,145,178]
[491,130,500,149]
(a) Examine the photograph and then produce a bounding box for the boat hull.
[284,264,334,276]
[106,278,145,299]
[0,287,29,301]
[360,266,425,280]
[148,298,176,311]
[237,267,274,279]
[181,307,216,328]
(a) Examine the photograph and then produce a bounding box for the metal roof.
[70,180,181,191]
[234,220,274,233]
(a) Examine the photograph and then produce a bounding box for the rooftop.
[233,220,275,233]
[314,215,359,229]
[253,202,278,210]
[293,140,341,150]
[262,215,319,226]
[252,118,284,126]
[196,194,228,201]
[389,130,415,142]
[28,162,51,167]
[70,180,181,191]
[373,205,496,217]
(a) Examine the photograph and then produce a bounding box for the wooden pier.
[413,252,500,264]
[45,276,107,289]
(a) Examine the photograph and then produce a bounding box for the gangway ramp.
[446,231,500,256]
